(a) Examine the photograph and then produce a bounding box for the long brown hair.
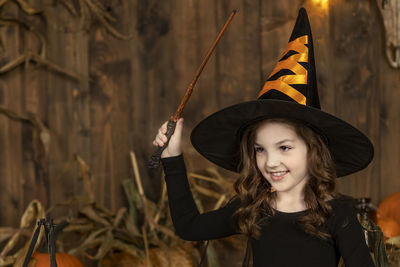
[233,118,337,239]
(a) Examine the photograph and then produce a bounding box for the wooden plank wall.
[0,0,399,231]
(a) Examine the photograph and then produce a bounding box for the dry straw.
[0,149,238,266]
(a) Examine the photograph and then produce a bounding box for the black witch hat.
[190,8,373,177]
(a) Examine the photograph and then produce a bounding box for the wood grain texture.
[0,0,399,232]
[0,3,26,225]
[330,0,384,201]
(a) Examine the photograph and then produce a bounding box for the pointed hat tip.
[298,7,307,14]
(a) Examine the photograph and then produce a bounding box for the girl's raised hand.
[152,118,184,158]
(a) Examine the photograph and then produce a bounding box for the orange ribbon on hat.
[258,35,309,105]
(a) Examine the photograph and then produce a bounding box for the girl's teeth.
[272,171,287,176]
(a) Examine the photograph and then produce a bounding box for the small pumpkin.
[102,243,199,267]
[32,253,84,267]
[376,216,400,238]
[377,191,400,226]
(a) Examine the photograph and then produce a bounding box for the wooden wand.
[148,10,237,169]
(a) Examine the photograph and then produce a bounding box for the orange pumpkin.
[377,191,400,225]
[102,243,199,267]
[376,216,400,238]
[32,253,84,267]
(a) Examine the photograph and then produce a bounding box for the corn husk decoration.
[386,236,400,267]
[0,150,236,266]
[0,200,46,266]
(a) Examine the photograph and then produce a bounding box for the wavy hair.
[233,118,337,239]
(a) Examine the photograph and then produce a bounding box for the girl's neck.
[274,192,307,213]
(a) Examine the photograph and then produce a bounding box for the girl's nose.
[266,153,280,168]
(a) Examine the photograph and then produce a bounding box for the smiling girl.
[152,8,375,267]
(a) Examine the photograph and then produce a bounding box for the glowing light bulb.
[312,0,329,9]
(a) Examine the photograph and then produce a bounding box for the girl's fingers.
[157,133,168,143]
[158,128,167,137]
[153,139,165,147]
[155,136,164,147]
[153,120,170,148]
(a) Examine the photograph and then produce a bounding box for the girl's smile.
[269,170,289,181]
[254,121,309,204]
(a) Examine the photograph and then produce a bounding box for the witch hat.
[190,8,373,177]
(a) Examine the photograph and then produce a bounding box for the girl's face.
[254,121,309,197]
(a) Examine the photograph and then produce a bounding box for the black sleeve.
[161,155,241,241]
[330,199,375,267]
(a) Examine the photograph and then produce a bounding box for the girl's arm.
[153,119,240,241]
[161,155,240,241]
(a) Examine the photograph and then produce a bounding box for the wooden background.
[0,0,399,233]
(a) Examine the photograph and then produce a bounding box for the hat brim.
[190,100,374,177]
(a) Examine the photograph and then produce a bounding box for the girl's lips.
[269,171,289,181]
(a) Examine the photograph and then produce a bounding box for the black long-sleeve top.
[161,155,375,267]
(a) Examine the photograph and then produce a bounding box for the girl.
[153,8,375,267]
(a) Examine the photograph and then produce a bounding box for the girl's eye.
[254,146,264,153]
[280,146,291,151]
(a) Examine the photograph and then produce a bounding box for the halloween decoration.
[376,217,400,238]
[356,198,378,223]
[386,236,400,266]
[0,146,236,267]
[376,0,400,68]
[102,243,198,267]
[378,191,400,225]
[22,219,82,267]
[357,213,390,267]
[31,253,83,267]
[0,200,46,266]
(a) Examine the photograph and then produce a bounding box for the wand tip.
[232,9,237,14]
